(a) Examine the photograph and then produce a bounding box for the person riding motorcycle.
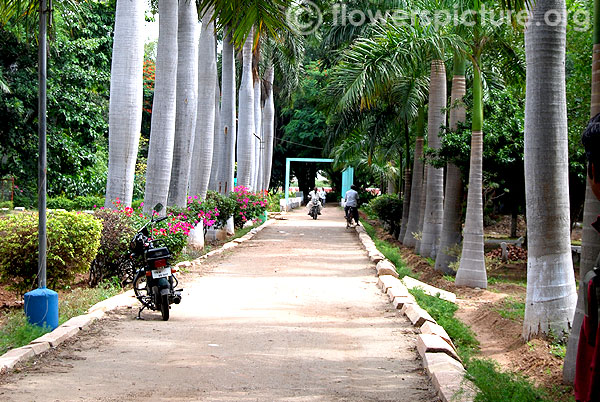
[307,187,322,215]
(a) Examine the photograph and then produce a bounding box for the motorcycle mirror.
[154,203,164,213]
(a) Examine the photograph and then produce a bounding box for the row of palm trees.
[105,0,297,213]
[324,0,595,382]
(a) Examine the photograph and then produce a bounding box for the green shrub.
[131,199,143,210]
[358,190,378,204]
[73,195,105,210]
[0,211,102,294]
[0,201,13,209]
[89,209,137,286]
[47,196,76,211]
[368,194,403,234]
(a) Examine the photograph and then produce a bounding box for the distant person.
[344,184,360,226]
[575,113,600,402]
[319,187,326,207]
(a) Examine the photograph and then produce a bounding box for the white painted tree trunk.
[403,137,424,247]
[522,0,577,340]
[104,0,145,207]
[208,74,222,192]
[237,32,255,189]
[220,31,236,194]
[144,0,178,213]
[419,59,446,258]
[262,64,275,190]
[167,0,198,207]
[189,9,217,200]
[253,81,263,190]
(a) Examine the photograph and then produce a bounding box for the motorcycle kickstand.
[136,305,147,320]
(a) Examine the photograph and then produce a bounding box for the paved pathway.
[0,207,437,401]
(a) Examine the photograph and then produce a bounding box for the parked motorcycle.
[129,203,182,320]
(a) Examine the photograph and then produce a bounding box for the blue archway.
[284,158,354,207]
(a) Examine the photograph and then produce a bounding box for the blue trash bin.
[24,288,59,330]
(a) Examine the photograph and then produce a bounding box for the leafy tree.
[0,0,115,207]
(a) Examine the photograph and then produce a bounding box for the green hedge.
[368,194,403,234]
[0,211,102,294]
[47,195,104,211]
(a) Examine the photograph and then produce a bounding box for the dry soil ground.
[0,207,438,402]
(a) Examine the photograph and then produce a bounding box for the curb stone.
[0,218,274,375]
[353,223,477,402]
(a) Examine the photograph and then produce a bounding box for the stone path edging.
[354,224,478,402]
[0,219,275,375]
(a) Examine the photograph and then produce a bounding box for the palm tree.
[403,108,426,247]
[262,64,275,190]
[208,74,222,191]
[104,0,145,207]
[414,165,428,253]
[564,0,600,382]
[168,0,199,207]
[454,1,524,286]
[220,29,236,194]
[189,8,217,200]
[435,54,466,273]
[236,31,255,189]
[522,0,577,339]
[419,58,447,259]
[144,0,178,213]
[455,55,486,287]
[253,78,263,190]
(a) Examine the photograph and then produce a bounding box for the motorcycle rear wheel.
[133,271,156,310]
[160,294,169,321]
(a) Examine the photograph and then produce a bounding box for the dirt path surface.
[0,207,437,402]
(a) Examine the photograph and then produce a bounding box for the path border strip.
[0,218,276,375]
[353,224,478,402]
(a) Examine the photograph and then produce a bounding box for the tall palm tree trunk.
[436,57,466,273]
[420,59,447,258]
[104,0,145,207]
[237,32,255,189]
[253,79,263,190]
[208,74,222,191]
[168,0,198,206]
[399,167,412,242]
[415,167,428,253]
[403,107,426,247]
[564,0,600,382]
[189,9,217,200]
[220,30,236,194]
[456,56,487,287]
[144,0,178,212]
[262,64,275,190]
[522,0,577,339]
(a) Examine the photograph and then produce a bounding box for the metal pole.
[38,0,48,289]
[284,158,290,209]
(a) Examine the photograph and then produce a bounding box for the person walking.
[319,187,327,208]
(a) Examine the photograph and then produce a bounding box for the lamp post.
[24,0,59,331]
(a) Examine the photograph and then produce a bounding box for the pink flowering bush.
[229,186,268,229]
[168,191,236,235]
[89,199,193,287]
